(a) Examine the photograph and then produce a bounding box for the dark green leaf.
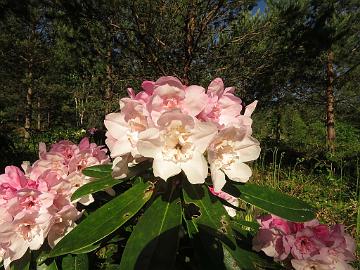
[48,182,154,258]
[71,176,122,201]
[36,260,58,270]
[61,254,88,270]
[183,183,235,249]
[82,164,112,178]
[231,220,259,232]
[119,185,182,270]
[223,245,283,270]
[71,243,101,254]
[234,184,316,222]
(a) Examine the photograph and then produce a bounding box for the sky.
[252,0,267,15]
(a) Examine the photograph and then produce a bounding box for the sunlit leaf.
[82,164,112,178]
[71,176,122,201]
[225,183,316,222]
[48,182,153,257]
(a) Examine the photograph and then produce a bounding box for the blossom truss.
[104,76,260,188]
[252,214,356,270]
[0,137,110,269]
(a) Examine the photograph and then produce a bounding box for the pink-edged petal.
[78,137,90,150]
[155,76,184,89]
[210,163,226,192]
[244,100,258,117]
[157,110,194,129]
[181,151,208,184]
[141,80,155,94]
[183,85,208,116]
[223,161,252,183]
[152,158,181,181]
[207,78,224,96]
[190,121,218,153]
[127,87,136,98]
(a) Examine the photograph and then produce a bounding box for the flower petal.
[152,158,181,181]
[210,163,226,192]
[223,161,252,183]
[181,151,208,184]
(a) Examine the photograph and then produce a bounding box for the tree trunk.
[105,49,113,114]
[183,1,195,85]
[326,50,335,152]
[24,60,33,141]
[37,96,41,130]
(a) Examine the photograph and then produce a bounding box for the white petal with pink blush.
[208,126,260,191]
[138,110,217,184]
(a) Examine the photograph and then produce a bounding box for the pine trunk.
[326,50,336,152]
[24,60,33,141]
[37,96,41,130]
[105,49,113,114]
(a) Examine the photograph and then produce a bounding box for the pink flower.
[207,126,260,191]
[147,76,208,124]
[105,99,149,159]
[252,215,356,270]
[291,228,323,259]
[137,110,217,183]
[252,228,292,261]
[208,187,239,217]
[198,78,243,127]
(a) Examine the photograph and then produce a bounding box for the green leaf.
[74,160,152,201]
[183,184,276,270]
[36,260,58,270]
[119,184,182,270]
[10,249,30,270]
[223,245,283,270]
[82,164,112,178]
[230,220,259,238]
[71,176,122,201]
[226,183,315,222]
[71,243,101,254]
[61,254,88,270]
[183,183,235,248]
[48,182,154,258]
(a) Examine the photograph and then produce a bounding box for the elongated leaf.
[234,184,315,222]
[71,176,122,201]
[74,161,152,201]
[71,243,101,254]
[61,254,88,270]
[48,182,153,257]
[120,185,182,270]
[37,260,58,270]
[82,164,112,178]
[223,245,283,270]
[183,183,235,248]
[184,184,276,270]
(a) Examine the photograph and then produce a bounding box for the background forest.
[0,0,360,263]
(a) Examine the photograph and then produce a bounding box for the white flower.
[137,110,217,184]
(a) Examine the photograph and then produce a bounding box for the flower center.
[212,139,237,168]
[161,121,194,162]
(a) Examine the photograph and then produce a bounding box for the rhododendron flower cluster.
[105,76,260,190]
[0,138,109,269]
[252,214,356,270]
